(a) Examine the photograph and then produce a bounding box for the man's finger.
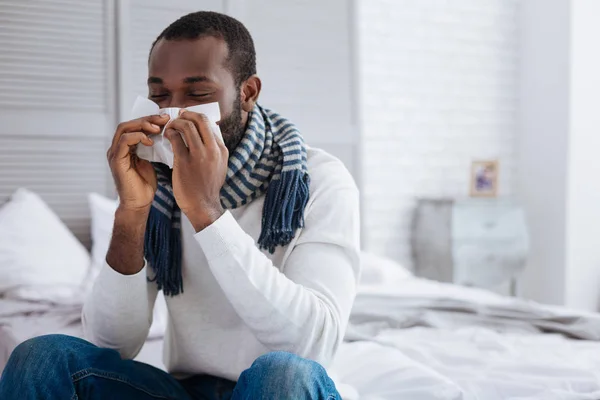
[110,114,169,150]
[168,118,203,151]
[179,110,217,151]
[164,129,189,160]
[114,132,153,160]
[213,125,226,147]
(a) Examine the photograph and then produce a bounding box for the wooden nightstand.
[411,198,529,294]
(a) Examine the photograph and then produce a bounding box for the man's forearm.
[106,206,149,275]
[84,206,155,359]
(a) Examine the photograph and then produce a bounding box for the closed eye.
[189,93,211,97]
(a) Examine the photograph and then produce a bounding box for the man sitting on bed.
[0,10,359,400]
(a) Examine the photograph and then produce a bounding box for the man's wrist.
[106,206,150,275]
[115,205,151,224]
[187,205,224,232]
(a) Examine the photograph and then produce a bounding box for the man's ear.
[240,75,262,112]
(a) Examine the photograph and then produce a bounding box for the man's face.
[148,36,245,153]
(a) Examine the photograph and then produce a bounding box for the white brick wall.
[358,0,520,267]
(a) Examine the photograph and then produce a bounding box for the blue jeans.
[0,334,341,400]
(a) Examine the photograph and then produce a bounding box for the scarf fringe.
[145,205,183,296]
[258,169,310,253]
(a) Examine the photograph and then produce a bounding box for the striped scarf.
[144,105,310,296]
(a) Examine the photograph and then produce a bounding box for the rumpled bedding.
[0,298,83,375]
[343,277,600,399]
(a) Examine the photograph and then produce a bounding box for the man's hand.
[165,110,229,232]
[107,114,170,212]
[106,114,169,274]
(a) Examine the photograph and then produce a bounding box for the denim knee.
[236,352,339,399]
[5,334,89,379]
[252,351,324,383]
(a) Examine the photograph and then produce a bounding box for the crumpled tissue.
[129,95,222,168]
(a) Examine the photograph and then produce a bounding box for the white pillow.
[88,192,118,269]
[360,251,413,286]
[88,192,168,339]
[0,188,90,301]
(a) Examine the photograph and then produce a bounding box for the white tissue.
[129,96,222,168]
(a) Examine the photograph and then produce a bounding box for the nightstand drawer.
[453,204,527,241]
[412,198,529,290]
[453,242,527,287]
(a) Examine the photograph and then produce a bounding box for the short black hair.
[150,11,256,85]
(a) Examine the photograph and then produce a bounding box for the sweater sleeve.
[193,181,360,367]
[81,261,158,359]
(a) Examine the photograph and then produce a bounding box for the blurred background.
[1,0,599,311]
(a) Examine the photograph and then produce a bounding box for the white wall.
[518,0,600,310]
[566,0,600,309]
[517,0,570,305]
[231,0,360,180]
[358,0,520,267]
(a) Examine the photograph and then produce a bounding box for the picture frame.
[470,160,499,197]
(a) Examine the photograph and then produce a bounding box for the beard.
[218,94,245,154]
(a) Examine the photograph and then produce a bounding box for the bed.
[2,191,600,399]
[341,263,600,400]
[3,253,600,400]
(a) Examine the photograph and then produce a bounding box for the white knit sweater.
[82,148,360,381]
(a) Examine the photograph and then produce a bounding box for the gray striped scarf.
[144,105,310,296]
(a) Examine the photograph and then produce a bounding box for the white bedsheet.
[367,327,600,400]
[330,341,463,400]
[346,277,600,399]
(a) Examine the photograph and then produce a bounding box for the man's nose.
[165,94,186,108]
